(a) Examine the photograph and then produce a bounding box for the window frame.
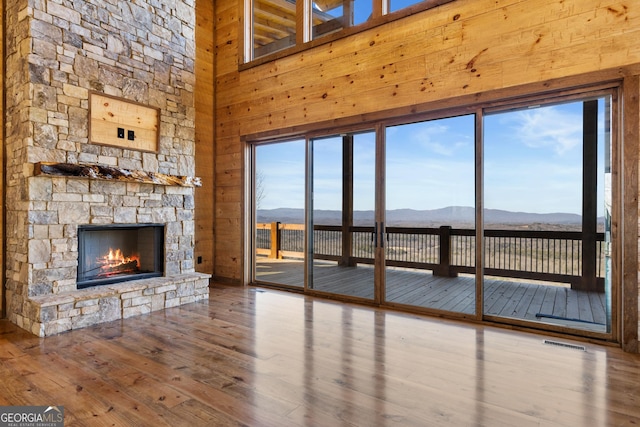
[242,0,456,67]
[245,81,624,344]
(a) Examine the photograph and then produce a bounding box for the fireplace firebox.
[77,224,165,289]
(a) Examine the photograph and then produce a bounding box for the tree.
[255,169,266,210]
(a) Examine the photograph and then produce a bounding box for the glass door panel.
[384,115,476,314]
[483,96,612,334]
[309,131,376,299]
[253,140,306,287]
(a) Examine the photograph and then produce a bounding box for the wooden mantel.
[34,162,202,187]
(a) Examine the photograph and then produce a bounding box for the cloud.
[502,105,583,155]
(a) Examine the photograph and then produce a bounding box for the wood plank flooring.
[0,284,638,426]
[256,258,608,333]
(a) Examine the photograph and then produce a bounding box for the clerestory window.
[245,0,453,62]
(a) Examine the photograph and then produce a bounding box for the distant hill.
[257,206,590,227]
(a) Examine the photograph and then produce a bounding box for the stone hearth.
[4,0,210,336]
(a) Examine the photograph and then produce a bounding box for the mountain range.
[257,206,593,227]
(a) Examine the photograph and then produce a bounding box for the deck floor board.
[256,258,607,332]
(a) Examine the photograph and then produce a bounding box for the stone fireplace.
[77,224,165,288]
[3,0,210,336]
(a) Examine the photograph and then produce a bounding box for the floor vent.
[543,339,586,351]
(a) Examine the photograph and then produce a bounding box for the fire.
[101,248,140,267]
[97,248,140,277]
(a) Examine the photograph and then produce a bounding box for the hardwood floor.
[257,258,608,333]
[1,284,638,426]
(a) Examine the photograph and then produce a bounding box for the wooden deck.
[256,258,608,333]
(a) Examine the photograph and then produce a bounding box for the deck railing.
[256,223,606,291]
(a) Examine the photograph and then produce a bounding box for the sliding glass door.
[483,95,613,333]
[384,115,476,314]
[309,131,376,300]
[253,139,306,287]
[250,87,618,340]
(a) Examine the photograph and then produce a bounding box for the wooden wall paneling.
[214,1,241,75]
[218,0,640,140]
[195,0,216,275]
[213,0,243,282]
[622,75,639,353]
[214,0,640,302]
[219,34,632,140]
[1,0,4,318]
[212,138,243,281]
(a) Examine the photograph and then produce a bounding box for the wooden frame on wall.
[89,92,160,153]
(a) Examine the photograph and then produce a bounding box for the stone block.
[40,306,57,322]
[90,206,113,217]
[131,296,152,306]
[28,210,58,225]
[49,225,65,238]
[33,225,49,239]
[99,297,122,322]
[151,294,165,311]
[51,238,69,253]
[165,297,181,308]
[121,290,144,300]
[152,207,177,223]
[47,2,82,25]
[75,298,98,308]
[52,193,83,202]
[82,194,105,203]
[72,312,101,330]
[155,284,177,294]
[179,296,196,304]
[28,239,51,263]
[165,261,181,275]
[81,304,100,315]
[62,83,88,99]
[44,318,72,336]
[52,201,90,224]
[114,207,137,223]
[28,177,53,201]
[176,282,195,297]
[67,179,90,193]
[58,302,74,312]
[59,308,81,318]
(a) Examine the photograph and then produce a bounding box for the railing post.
[434,225,457,277]
[270,221,281,259]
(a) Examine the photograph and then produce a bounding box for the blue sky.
[256,98,609,216]
[315,0,423,26]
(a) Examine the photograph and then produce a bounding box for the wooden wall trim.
[1,0,5,318]
[622,75,640,353]
[195,0,216,276]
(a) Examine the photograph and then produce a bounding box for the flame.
[98,248,140,269]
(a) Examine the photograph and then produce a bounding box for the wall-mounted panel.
[90,93,159,152]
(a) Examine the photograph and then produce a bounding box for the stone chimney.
[3,0,210,336]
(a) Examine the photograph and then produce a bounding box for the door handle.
[372,223,377,246]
